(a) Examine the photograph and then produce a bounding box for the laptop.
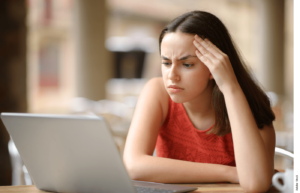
[1,112,197,193]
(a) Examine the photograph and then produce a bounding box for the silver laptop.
[1,112,197,193]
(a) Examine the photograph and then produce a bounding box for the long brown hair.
[159,11,275,136]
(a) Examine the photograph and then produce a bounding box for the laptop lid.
[1,112,136,193]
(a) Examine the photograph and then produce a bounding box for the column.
[0,0,27,185]
[255,0,284,95]
[73,0,112,100]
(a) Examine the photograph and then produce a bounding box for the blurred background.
[0,0,293,185]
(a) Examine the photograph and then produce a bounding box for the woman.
[123,11,276,192]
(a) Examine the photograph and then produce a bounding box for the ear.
[209,74,214,80]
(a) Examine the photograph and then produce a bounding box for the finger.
[204,39,228,58]
[195,35,222,59]
[204,39,223,55]
[193,40,218,63]
[195,50,214,68]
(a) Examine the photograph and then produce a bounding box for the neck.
[182,81,215,129]
[183,95,214,120]
[183,81,214,117]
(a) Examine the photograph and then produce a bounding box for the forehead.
[161,31,195,57]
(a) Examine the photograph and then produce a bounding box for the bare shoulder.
[123,77,169,159]
[144,77,168,98]
[142,77,169,123]
[145,77,165,92]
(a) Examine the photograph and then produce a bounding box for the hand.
[193,35,239,94]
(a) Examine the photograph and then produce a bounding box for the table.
[0,184,280,192]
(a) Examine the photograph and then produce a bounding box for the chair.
[275,147,293,160]
[8,138,32,185]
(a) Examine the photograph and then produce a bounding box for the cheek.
[184,68,211,87]
[187,74,208,86]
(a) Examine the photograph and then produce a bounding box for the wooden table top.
[0,184,280,193]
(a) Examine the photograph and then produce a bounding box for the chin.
[169,94,187,104]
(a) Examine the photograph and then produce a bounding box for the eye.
[162,62,171,66]
[183,63,193,68]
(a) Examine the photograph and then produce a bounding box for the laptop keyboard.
[135,186,175,193]
[132,180,197,193]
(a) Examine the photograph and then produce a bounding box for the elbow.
[124,161,139,180]
[123,156,143,181]
[240,177,272,193]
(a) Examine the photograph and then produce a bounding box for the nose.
[168,64,180,81]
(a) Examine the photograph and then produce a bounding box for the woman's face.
[161,31,213,103]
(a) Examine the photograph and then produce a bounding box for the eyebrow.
[161,55,197,61]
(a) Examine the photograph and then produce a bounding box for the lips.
[167,85,184,94]
[168,85,183,89]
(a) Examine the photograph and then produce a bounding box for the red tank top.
[155,98,236,166]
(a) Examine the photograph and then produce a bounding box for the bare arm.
[224,86,275,192]
[193,36,275,192]
[123,77,237,183]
